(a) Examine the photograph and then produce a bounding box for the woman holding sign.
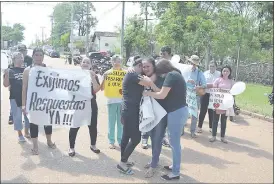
[68,57,101,156]
[3,52,30,142]
[209,65,235,144]
[22,48,55,155]
[143,59,189,181]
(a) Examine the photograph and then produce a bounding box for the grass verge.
[235,83,273,117]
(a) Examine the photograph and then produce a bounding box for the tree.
[51,2,97,47]
[2,23,25,45]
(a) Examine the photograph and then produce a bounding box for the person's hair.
[12,52,23,63]
[32,47,44,56]
[132,55,142,66]
[111,54,122,62]
[209,61,217,67]
[143,57,156,73]
[220,65,232,79]
[156,59,181,75]
[161,46,171,55]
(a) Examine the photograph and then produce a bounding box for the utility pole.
[1,12,3,49]
[145,2,148,33]
[50,15,54,46]
[70,3,74,56]
[85,1,90,56]
[41,26,45,45]
[121,2,125,58]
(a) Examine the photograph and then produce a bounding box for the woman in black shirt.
[3,52,30,142]
[144,59,189,180]
[68,57,101,157]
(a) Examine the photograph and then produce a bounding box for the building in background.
[90,31,120,53]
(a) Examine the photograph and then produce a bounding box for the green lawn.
[235,83,273,117]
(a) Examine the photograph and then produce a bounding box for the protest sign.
[208,88,231,110]
[139,96,167,133]
[186,83,198,118]
[104,69,126,98]
[26,66,92,128]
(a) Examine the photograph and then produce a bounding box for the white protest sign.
[208,88,233,110]
[139,96,167,133]
[186,83,198,118]
[26,66,92,128]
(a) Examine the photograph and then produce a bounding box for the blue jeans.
[10,99,30,131]
[107,103,123,144]
[167,106,189,175]
[149,116,167,168]
[183,96,200,134]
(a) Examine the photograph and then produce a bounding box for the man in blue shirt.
[183,55,207,138]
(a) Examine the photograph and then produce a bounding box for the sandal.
[24,134,31,139]
[109,144,115,149]
[117,164,134,175]
[90,146,100,154]
[47,142,56,149]
[31,149,39,155]
[126,161,134,167]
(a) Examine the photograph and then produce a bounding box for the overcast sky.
[1,2,141,46]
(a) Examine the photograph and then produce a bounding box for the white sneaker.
[18,136,26,143]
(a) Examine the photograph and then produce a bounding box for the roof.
[91,31,119,42]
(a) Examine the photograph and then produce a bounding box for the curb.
[240,109,273,123]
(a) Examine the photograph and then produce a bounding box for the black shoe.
[163,165,172,171]
[90,146,100,154]
[8,119,13,125]
[161,174,180,180]
[68,149,75,157]
[162,139,171,147]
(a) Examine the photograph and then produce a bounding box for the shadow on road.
[231,115,250,126]
[18,140,198,183]
[1,174,31,183]
[161,145,237,170]
[182,131,273,161]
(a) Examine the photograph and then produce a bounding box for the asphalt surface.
[1,56,273,183]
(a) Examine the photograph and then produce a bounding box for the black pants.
[212,111,227,137]
[69,105,98,148]
[30,123,52,138]
[120,108,141,163]
[198,93,213,128]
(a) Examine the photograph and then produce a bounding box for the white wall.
[95,36,120,52]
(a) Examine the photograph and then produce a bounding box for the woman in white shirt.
[197,61,220,133]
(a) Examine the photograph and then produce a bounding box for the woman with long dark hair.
[209,65,235,143]
[143,59,189,180]
[139,58,168,178]
[68,57,101,156]
[22,48,55,155]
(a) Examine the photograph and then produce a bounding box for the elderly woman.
[3,52,30,142]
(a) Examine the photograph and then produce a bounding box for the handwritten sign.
[26,66,92,128]
[186,83,198,118]
[208,88,230,110]
[104,69,126,98]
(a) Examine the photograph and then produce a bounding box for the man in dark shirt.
[117,57,150,175]
[18,44,33,67]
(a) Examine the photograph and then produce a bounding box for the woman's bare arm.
[22,68,30,107]
[90,71,100,93]
[3,69,10,87]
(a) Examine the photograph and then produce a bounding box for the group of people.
[4,44,236,181]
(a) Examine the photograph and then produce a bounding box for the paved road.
[1,56,273,183]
